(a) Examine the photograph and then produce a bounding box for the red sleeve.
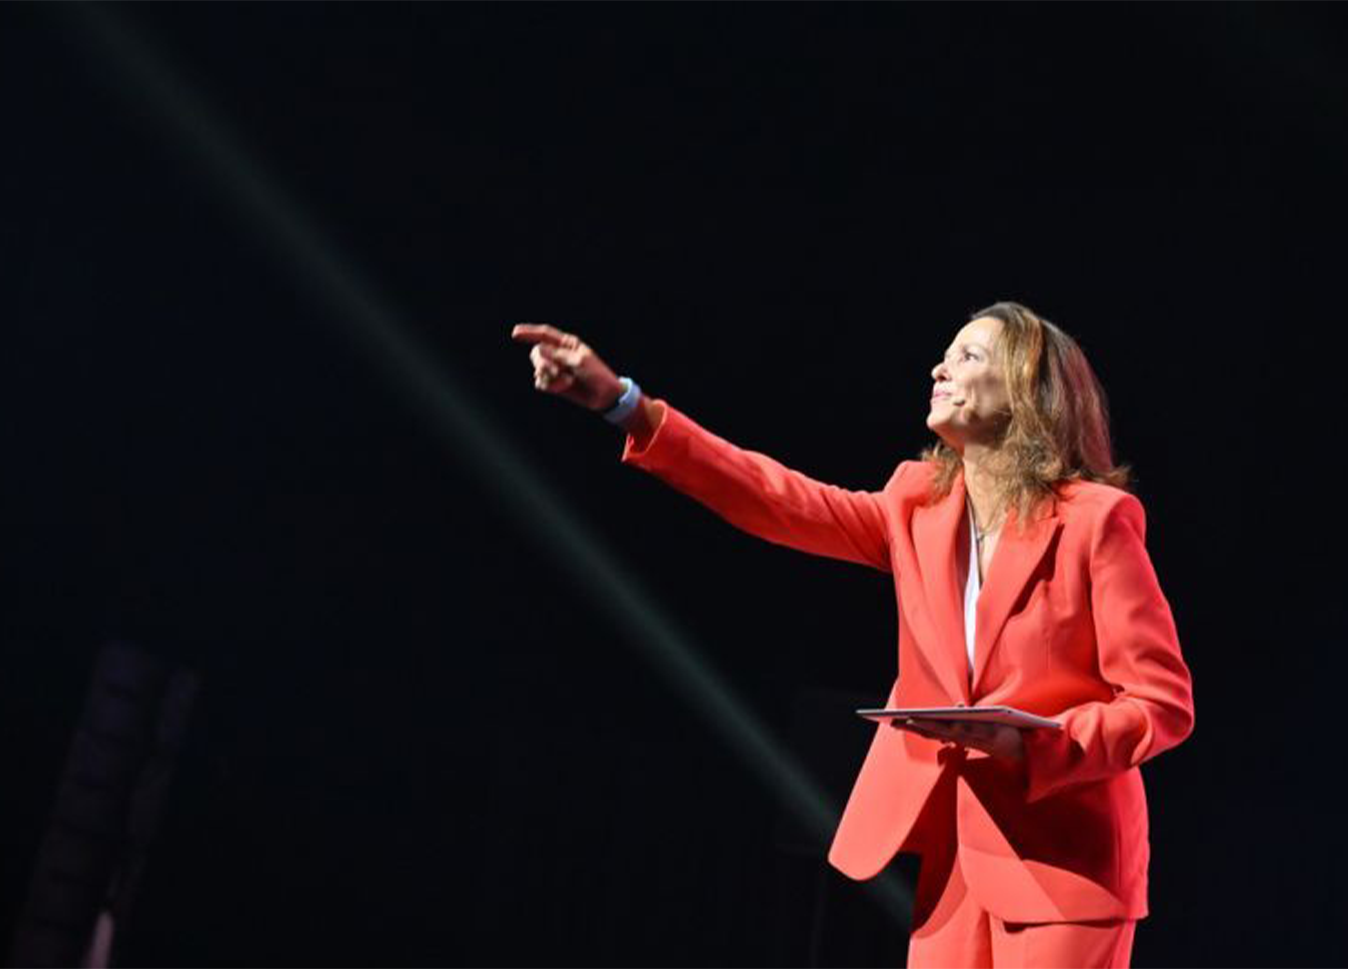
[1022,492,1195,802]
[621,400,897,572]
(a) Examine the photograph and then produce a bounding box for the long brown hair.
[921,301,1131,524]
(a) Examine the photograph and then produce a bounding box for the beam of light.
[63,5,912,925]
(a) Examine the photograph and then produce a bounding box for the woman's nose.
[931,360,948,381]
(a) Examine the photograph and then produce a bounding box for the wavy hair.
[920,301,1131,524]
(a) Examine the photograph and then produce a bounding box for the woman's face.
[926,316,1011,449]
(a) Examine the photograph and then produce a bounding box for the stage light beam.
[63,4,913,927]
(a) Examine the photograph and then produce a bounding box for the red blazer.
[621,401,1194,922]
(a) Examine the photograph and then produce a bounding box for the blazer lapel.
[971,505,1063,695]
[910,475,970,704]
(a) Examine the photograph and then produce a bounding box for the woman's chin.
[926,417,963,449]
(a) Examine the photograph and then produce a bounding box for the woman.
[511,302,1194,969]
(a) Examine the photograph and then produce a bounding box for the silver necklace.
[968,499,1004,546]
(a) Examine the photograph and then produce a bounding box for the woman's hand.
[891,717,1026,763]
[511,323,626,413]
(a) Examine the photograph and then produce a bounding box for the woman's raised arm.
[510,322,893,571]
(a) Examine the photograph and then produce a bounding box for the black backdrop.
[1,4,1345,966]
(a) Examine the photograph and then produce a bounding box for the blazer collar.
[911,472,1063,701]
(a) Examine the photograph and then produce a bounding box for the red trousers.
[905,766,1136,968]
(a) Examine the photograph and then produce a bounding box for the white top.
[963,499,981,679]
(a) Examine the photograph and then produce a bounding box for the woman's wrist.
[596,378,626,413]
[601,376,642,424]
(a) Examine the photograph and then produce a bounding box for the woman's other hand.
[891,717,1026,763]
[511,323,626,413]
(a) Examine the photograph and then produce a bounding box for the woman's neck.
[961,442,1005,531]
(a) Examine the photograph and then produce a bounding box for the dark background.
[1,4,1345,966]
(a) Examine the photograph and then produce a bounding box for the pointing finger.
[512,323,575,347]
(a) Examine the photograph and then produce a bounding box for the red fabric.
[621,401,1194,922]
[906,758,1135,967]
[908,837,1136,968]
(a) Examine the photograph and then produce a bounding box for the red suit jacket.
[621,401,1194,922]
